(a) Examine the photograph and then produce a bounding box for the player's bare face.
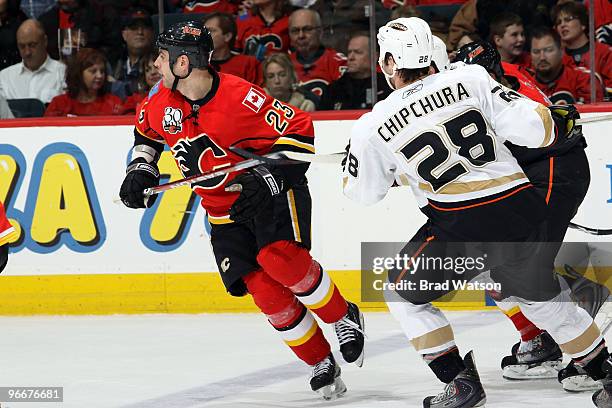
[82,62,105,93]
[497,24,525,59]
[555,13,583,43]
[531,36,562,75]
[155,50,175,88]
[265,62,291,100]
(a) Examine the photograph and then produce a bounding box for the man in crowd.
[320,32,389,110]
[530,26,603,104]
[490,12,530,69]
[204,12,261,85]
[288,8,346,105]
[111,8,154,100]
[0,19,65,104]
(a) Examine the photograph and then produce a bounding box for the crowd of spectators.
[0,0,609,119]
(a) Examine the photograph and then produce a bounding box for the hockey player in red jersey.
[0,201,16,273]
[118,20,364,400]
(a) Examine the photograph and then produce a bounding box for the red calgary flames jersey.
[0,201,16,246]
[290,48,347,97]
[183,0,238,14]
[211,54,262,86]
[134,72,314,223]
[236,14,289,57]
[502,62,551,105]
[531,65,604,104]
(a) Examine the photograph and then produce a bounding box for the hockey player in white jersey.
[343,17,612,408]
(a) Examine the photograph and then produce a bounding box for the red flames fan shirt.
[211,54,262,86]
[183,0,238,14]
[562,42,612,95]
[0,201,16,246]
[502,62,551,105]
[236,14,289,57]
[134,71,314,223]
[290,48,347,97]
[531,65,604,104]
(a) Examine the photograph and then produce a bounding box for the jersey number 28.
[398,109,496,192]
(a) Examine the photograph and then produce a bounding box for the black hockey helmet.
[157,20,213,76]
[455,41,504,81]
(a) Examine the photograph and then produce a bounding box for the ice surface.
[0,311,603,407]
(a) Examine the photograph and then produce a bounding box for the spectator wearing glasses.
[530,25,603,104]
[320,32,390,110]
[552,0,612,96]
[205,12,262,84]
[489,12,530,69]
[262,53,314,112]
[235,0,291,60]
[45,48,122,116]
[0,19,65,104]
[288,9,346,105]
[110,8,155,100]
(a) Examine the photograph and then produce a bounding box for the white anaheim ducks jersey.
[343,64,555,206]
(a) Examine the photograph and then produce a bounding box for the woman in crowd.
[262,53,315,112]
[45,48,123,116]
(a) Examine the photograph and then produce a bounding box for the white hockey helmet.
[432,35,450,72]
[377,17,433,70]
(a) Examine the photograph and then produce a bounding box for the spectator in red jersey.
[183,0,239,14]
[552,1,612,97]
[235,0,291,60]
[204,12,262,85]
[530,26,603,104]
[288,8,347,103]
[38,0,122,64]
[319,32,390,110]
[262,53,314,112]
[489,12,530,69]
[121,52,160,114]
[45,48,123,116]
[0,0,28,70]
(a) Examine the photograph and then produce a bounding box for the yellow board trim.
[285,320,318,347]
[0,270,495,315]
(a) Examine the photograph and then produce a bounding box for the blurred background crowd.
[0,0,609,119]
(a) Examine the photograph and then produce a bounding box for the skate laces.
[312,357,333,378]
[334,317,365,345]
[431,382,457,403]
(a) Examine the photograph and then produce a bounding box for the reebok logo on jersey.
[162,107,183,134]
[242,87,266,113]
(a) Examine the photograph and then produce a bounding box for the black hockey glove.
[119,158,160,209]
[549,104,582,141]
[225,165,286,222]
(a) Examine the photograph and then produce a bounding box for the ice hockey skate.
[334,302,365,367]
[501,331,563,380]
[310,353,346,400]
[558,360,603,392]
[423,351,486,408]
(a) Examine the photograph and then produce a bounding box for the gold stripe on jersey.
[502,306,521,317]
[273,137,315,153]
[297,269,335,309]
[135,126,165,143]
[535,104,553,147]
[411,325,455,351]
[287,189,301,242]
[419,172,526,194]
[0,227,17,246]
[560,322,602,356]
[281,311,319,346]
[398,174,411,186]
[208,214,234,225]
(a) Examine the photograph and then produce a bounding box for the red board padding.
[0,104,609,128]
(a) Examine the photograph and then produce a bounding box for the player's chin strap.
[169,62,194,92]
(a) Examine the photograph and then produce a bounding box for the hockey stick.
[229,146,345,164]
[576,114,612,125]
[569,222,612,236]
[113,151,298,203]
